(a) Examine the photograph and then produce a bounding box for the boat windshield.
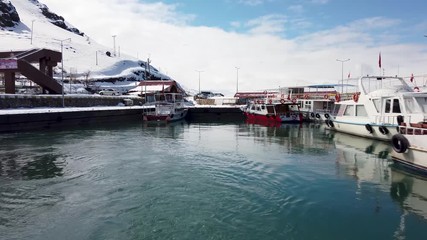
[405,96,427,114]
[360,77,412,94]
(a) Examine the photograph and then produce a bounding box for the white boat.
[325,75,427,141]
[391,123,427,174]
[291,84,338,122]
[142,92,188,123]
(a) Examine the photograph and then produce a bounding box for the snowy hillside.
[0,0,171,93]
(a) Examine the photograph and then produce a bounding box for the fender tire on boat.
[325,120,330,127]
[324,113,330,119]
[310,112,315,118]
[391,134,409,153]
[365,124,374,134]
[379,126,389,135]
[327,120,334,128]
[315,113,321,119]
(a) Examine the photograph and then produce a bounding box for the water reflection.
[244,121,334,155]
[330,131,392,185]
[0,141,65,180]
[390,166,427,220]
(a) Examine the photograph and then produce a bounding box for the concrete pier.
[0,105,245,132]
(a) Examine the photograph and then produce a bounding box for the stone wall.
[0,94,144,109]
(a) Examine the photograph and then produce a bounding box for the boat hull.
[143,109,188,123]
[326,119,398,141]
[392,134,427,175]
[244,112,301,124]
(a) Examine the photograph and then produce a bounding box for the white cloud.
[311,0,329,4]
[246,14,287,35]
[238,0,265,6]
[288,5,304,14]
[37,0,427,95]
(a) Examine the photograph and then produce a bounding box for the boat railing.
[398,122,427,135]
[374,115,397,125]
[374,115,413,125]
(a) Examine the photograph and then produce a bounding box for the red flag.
[378,52,382,68]
[410,73,414,82]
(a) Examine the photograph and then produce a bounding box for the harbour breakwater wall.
[0,107,144,132]
[0,94,143,109]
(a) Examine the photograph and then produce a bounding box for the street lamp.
[30,20,35,45]
[235,67,240,94]
[112,35,117,57]
[54,38,71,107]
[196,70,203,94]
[336,58,350,94]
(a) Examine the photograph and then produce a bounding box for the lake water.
[0,121,426,240]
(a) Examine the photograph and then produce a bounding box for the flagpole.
[337,58,350,94]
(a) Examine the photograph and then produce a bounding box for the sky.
[14,0,427,94]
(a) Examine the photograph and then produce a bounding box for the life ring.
[391,134,409,153]
[379,126,389,135]
[324,113,330,119]
[315,113,320,118]
[365,124,373,134]
[310,112,315,118]
[304,94,309,99]
[268,99,272,104]
[324,95,329,99]
[335,94,341,102]
[352,93,359,102]
[256,100,260,104]
[414,86,420,92]
[280,99,286,104]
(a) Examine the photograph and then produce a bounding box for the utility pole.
[235,67,240,94]
[112,35,117,56]
[54,38,71,107]
[30,20,35,45]
[196,70,204,94]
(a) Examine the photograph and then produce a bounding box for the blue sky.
[142,0,427,42]
[39,0,427,93]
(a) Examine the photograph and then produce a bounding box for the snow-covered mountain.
[0,0,171,93]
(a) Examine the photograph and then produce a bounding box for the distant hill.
[0,0,173,93]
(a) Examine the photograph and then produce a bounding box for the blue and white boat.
[325,75,427,141]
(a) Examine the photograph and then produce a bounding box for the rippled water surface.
[1,122,426,240]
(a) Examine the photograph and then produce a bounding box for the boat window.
[261,105,266,110]
[266,106,275,114]
[385,99,391,113]
[275,104,289,114]
[333,104,343,116]
[411,97,427,113]
[343,105,354,116]
[256,106,261,111]
[356,105,368,116]
[251,105,255,110]
[372,99,380,113]
[392,99,401,113]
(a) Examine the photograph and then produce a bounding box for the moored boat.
[325,75,427,141]
[142,92,188,123]
[242,96,303,124]
[391,122,427,174]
